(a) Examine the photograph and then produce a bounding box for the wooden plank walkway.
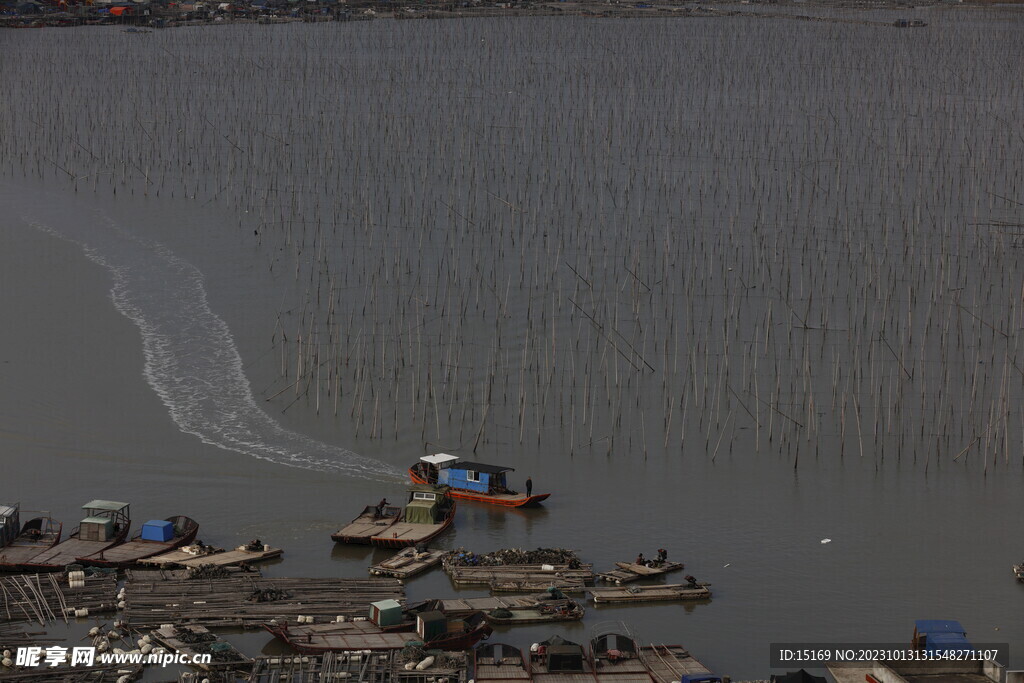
[369,548,446,578]
[123,576,404,628]
[589,583,710,604]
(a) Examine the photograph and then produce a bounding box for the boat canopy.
[420,453,460,467]
[462,462,514,474]
[82,500,129,512]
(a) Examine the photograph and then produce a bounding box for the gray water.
[1,8,1024,678]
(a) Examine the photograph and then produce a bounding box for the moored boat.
[14,501,130,573]
[0,504,63,571]
[76,516,199,568]
[409,454,550,507]
[331,503,402,544]
[368,485,455,548]
[485,599,584,625]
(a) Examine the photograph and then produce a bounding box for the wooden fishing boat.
[12,501,130,573]
[76,516,199,568]
[368,547,446,578]
[0,504,63,572]
[485,599,584,625]
[409,454,550,507]
[368,486,455,548]
[263,610,492,654]
[331,504,402,544]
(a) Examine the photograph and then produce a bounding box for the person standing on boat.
[635,552,645,566]
[657,548,668,565]
[526,477,533,497]
[376,498,389,518]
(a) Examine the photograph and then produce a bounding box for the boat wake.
[20,201,402,482]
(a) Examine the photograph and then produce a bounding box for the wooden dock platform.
[596,561,684,584]
[369,548,446,578]
[123,576,403,628]
[589,583,711,604]
[151,623,249,670]
[137,543,282,568]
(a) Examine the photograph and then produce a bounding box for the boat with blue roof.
[409,454,550,507]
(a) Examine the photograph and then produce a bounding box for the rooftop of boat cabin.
[82,500,129,512]
[421,454,514,473]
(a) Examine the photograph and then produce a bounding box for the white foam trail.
[23,207,402,482]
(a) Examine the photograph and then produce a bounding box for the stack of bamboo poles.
[0,573,118,625]
[123,576,404,629]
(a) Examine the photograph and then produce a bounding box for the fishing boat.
[15,501,130,572]
[76,516,199,568]
[331,503,402,544]
[485,598,584,625]
[0,504,63,571]
[263,608,492,653]
[409,454,550,507]
[367,485,455,548]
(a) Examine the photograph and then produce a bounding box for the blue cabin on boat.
[911,620,974,656]
[418,454,514,495]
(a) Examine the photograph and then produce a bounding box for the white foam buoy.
[416,656,435,670]
[821,538,832,544]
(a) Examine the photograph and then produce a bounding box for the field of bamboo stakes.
[2,10,1023,472]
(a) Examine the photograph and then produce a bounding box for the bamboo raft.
[596,561,684,584]
[137,542,282,568]
[369,548,447,578]
[122,576,404,628]
[151,623,249,670]
[589,583,711,604]
[0,572,118,624]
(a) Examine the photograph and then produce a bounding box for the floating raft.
[589,583,711,604]
[596,561,684,584]
[370,548,447,578]
[123,576,404,628]
[446,563,593,588]
[640,644,714,683]
[249,650,468,683]
[151,623,249,670]
[137,543,282,568]
[488,577,586,593]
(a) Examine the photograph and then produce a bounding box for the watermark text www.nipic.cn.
[13,646,212,668]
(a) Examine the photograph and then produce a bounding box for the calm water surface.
[1,9,1023,677]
